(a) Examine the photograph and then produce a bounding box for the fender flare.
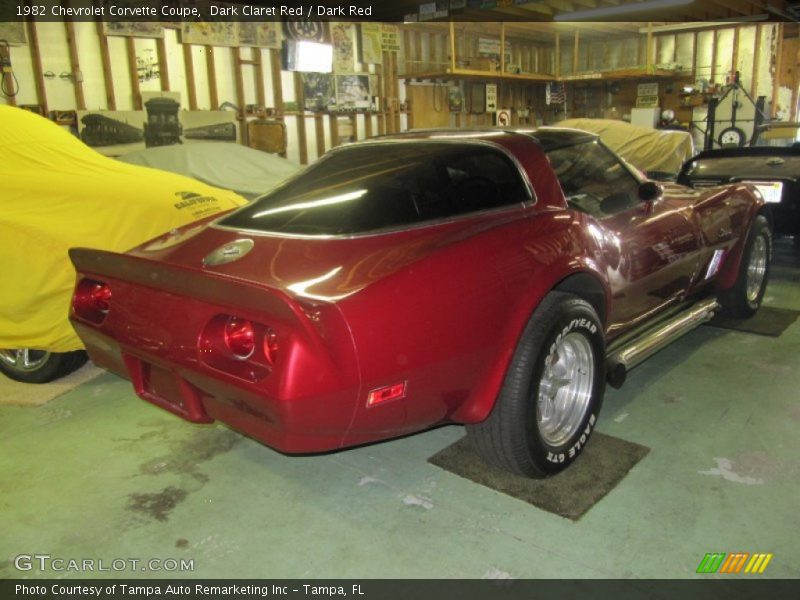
[452,260,611,424]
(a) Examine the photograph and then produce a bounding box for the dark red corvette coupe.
[69,129,771,477]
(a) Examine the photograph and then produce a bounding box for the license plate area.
[744,180,783,204]
[144,364,185,410]
[123,353,213,424]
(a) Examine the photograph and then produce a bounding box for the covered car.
[557,118,694,180]
[0,106,247,383]
[68,129,770,478]
[118,142,301,200]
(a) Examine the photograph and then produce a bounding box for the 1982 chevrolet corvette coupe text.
[69,129,771,477]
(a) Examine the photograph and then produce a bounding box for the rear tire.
[720,214,771,318]
[0,349,88,384]
[467,292,606,478]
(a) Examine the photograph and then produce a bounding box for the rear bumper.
[75,323,357,454]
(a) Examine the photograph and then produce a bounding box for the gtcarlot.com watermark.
[14,554,194,573]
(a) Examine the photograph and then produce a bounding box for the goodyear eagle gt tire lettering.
[467,291,606,477]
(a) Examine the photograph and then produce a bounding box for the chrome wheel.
[746,235,768,304]
[0,348,51,373]
[537,332,594,446]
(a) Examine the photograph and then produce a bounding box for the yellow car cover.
[0,106,248,353]
[556,118,695,177]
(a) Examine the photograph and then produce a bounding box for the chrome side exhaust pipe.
[606,298,720,388]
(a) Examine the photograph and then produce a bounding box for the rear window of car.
[218,142,529,235]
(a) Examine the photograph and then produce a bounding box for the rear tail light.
[223,317,255,359]
[73,278,112,324]
[199,314,278,381]
[90,283,112,312]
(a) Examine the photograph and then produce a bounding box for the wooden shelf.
[281,110,402,117]
[404,68,556,83]
[402,67,680,85]
[559,68,681,82]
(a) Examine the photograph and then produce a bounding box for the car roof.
[361,127,598,152]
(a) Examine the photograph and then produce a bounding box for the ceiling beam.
[705,0,758,15]
[544,0,577,12]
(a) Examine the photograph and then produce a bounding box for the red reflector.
[223,317,255,359]
[367,382,407,407]
[90,283,112,312]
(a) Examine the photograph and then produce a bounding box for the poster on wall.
[360,23,382,64]
[99,1,165,37]
[140,92,184,148]
[331,23,356,72]
[335,74,371,110]
[236,22,281,48]
[637,82,659,96]
[283,21,330,44]
[380,25,400,52]
[448,86,463,112]
[0,23,27,45]
[477,37,511,63]
[141,91,239,145]
[78,92,238,156]
[103,22,164,38]
[302,72,335,112]
[183,111,239,144]
[181,22,238,46]
[77,110,145,156]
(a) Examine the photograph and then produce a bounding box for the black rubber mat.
[428,433,650,521]
[706,306,800,337]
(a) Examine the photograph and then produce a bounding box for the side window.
[547,141,641,218]
[442,150,529,214]
[365,147,528,222]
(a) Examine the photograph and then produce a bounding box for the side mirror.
[638,181,663,202]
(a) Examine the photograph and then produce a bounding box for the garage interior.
[2,0,800,580]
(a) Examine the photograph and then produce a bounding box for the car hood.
[680,148,800,183]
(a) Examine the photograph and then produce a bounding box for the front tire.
[0,349,88,384]
[720,214,771,318]
[467,292,606,478]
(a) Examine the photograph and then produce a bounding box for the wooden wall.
[2,20,796,160]
[561,23,787,123]
[0,22,406,165]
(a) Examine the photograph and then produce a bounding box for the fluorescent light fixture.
[554,0,693,21]
[638,14,769,33]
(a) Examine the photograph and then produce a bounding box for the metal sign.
[496,109,511,127]
[486,83,497,112]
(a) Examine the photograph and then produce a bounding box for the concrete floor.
[1,240,798,580]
